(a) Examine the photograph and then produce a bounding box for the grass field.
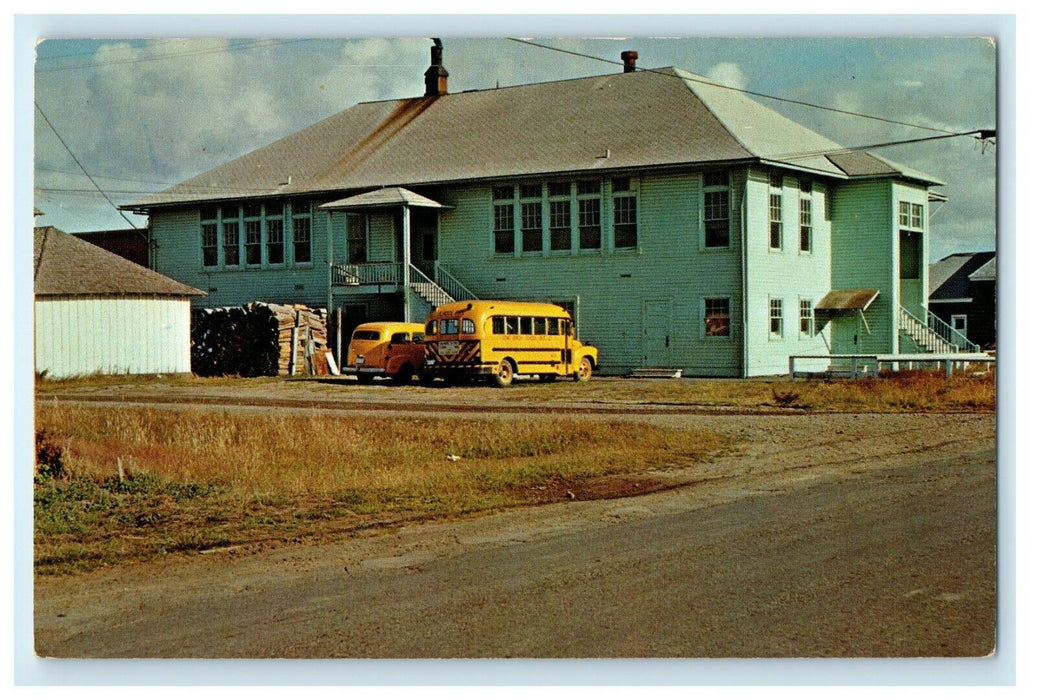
[32,370,994,574]
[33,404,727,574]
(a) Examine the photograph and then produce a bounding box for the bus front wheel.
[573,357,593,382]
[493,359,515,388]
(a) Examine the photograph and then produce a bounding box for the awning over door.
[319,187,451,211]
[815,289,880,312]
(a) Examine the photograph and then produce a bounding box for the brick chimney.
[621,50,638,73]
[424,38,449,97]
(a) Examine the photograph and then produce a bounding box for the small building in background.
[72,227,150,268]
[34,226,205,378]
[928,251,997,349]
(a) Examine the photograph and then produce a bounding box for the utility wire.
[35,101,143,231]
[508,38,968,137]
[772,130,994,161]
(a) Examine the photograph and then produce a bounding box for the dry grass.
[34,404,727,574]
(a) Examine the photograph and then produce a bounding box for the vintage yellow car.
[344,322,427,384]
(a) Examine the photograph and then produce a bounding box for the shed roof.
[969,257,996,282]
[816,289,880,311]
[125,67,940,211]
[34,226,205,297]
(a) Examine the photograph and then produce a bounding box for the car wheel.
[394,364,414,384]
[573,357,593,382]
[493,359,515,388]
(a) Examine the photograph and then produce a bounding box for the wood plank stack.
[191,302,329,377]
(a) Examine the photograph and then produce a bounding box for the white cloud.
[706,62,748,90]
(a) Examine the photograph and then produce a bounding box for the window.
[612,178,637,249]
[461,318,476,334]
[293,201,311,264]
[900,201,924,230]
[266,202,284,265]
[799,197,812,253]
[533,317,547,335]
[769,298,783,337]
[769,193,783,250]
[222,215,240,268]
[245,219,262,266]
[347,214,368,264]
[201,223,218,267]
[703,171,730,248]
[800,299,813,336]
[521,201,543,253]
[493,187,515,255]
[577,180,601,250]
[951,315,968,337]
[549,199,571,251]
[704,298,731,337]
[440,319,459,335]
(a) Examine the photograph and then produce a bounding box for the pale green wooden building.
[125,48,952,377]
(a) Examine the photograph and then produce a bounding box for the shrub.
[35,430,66,481]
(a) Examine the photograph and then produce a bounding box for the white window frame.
[769,297,784,339]
[702,171,731,250]
[951,314,968,338]
[799,298,814,337]
[702,297,732,339]
[769,173,783,251]
[799,186,813,254]
[292,201,312,266]
[611,176,639,251]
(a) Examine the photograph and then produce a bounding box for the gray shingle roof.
[125,67,941,211]
[929,251,996,298]
[34,226,205,297]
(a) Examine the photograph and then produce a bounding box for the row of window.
[492,178,640,256]
[768,173,815,253]
[201,201,312,269]
[701,297,814,339]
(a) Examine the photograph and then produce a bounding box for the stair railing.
[925,309,980,353]
[408,264,454,308]
[433,262,478,302]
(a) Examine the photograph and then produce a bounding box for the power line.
[508,38,964,137]
[34,101,142,231]
[773,130,994,161]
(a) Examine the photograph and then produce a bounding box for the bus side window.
[506,317,518,334]
[547,319,560,336]
[533,317,547,335]
[561,319,571,336]
[519,317,532,335]
[492,316,505,335]
[426,320,437,335]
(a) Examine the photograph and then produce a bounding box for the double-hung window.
[520,184,543,253]
[577,180,602,250]
[703,171,730,248]
[898,201,924,280]
[347,214,368,264]
[799,180,813,253]
[201,206,219,268]
[769,172,783,250]
[704,297,731,337]
[493,186,516,255]
[243,203,262,266]
[800,299,814,336]
[612,177,637,250]
[769,298,784,338]
[222,205,240,267]
[292,201,311,264]
[548,182,572,252]
[266,202,285,265]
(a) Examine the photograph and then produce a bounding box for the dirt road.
[33,390,996,658]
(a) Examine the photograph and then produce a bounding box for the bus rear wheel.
[573,357,593,382]
[493,359,515,388]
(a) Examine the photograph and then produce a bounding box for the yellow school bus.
[423,300,598,387]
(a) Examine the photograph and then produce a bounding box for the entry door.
[410,209,438,279]
[642,299,673,367]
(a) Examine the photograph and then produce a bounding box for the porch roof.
[318,187,451,211]
[816,289,880,312]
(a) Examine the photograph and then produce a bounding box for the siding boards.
[34,296,192,377]
[438,171,744,375]
[744,169,832,376]
[151,207,330,309]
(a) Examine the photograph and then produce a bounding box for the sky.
[27,18,1002,263]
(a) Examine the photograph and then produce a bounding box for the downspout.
[402,205,412,322]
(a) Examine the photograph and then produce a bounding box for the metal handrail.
[330,262,402,286]
[407,264,454,308]
[898,305,978,353]
[433,262,478,302]
[925,309,980,353]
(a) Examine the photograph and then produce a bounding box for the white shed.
[33,226,205,378]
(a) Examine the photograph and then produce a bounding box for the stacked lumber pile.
[191,302,330,377]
